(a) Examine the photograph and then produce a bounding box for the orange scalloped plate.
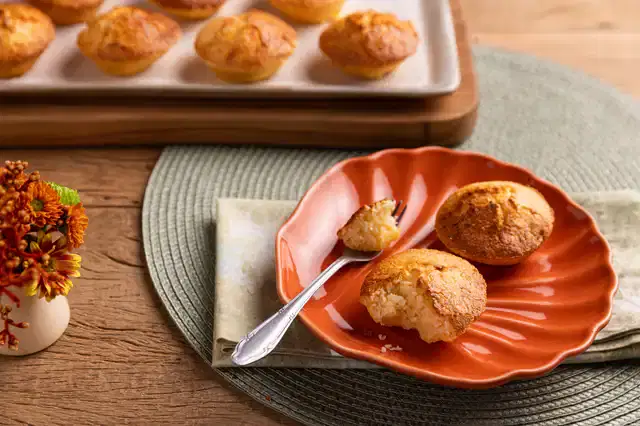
[275,147,618,388]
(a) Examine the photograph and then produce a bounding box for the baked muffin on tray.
[436,181,555,265]
[0,3,55,79]
[149,0,226,20]
[269,0,344,24]
[77,6,181,76]
[194,10,297,84]
[360,249,487,343]
[26,0,104,25]
[319,10,418,79]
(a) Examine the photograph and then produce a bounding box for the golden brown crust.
[194,10,296,73]
[151,0,225,11]
[361,249,486,340]
[319,10,418,67]
[435,181,555,265]
[269,0,344,23]
[275,0,341,6]
[27,0,102,12]
[77,6,181,62]
[0,4,54,64]
[27,0,103,25]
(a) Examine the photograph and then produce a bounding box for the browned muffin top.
[77,6,181,61]
[27,0,103,12]
[435,181,555,265]
[0,4,54,63]
[319,10,418,67]
[195,10,296,72]
[151,0,225,11]
[361,249,487,342]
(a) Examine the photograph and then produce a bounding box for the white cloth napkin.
[212,191,640,367]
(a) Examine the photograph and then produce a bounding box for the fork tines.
[393,200,407,225]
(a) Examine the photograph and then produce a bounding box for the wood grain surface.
[2,1,640,425]
[0,0,478,148]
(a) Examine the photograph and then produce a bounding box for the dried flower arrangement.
[0,161,88,351]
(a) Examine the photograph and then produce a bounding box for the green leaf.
[47,182,81,206]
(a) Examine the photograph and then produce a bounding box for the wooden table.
[2,1,639,425]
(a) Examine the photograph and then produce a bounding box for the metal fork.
[231,201,407,366]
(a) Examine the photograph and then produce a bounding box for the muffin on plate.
[319,10,419,79]
[77,6,181,77]
[26,0,103,25]
[360,249,487,343]
[148,0,225,20]
[435,181,555,266]
[337,199,400,252]
[194,10,296,83]
[269,0,344,24]
[0,4,55,79]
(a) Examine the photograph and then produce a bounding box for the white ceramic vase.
[0,285,70,356]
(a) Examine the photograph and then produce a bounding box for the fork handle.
[231,256,352,366]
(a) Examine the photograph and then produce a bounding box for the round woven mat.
[143,46,640,425]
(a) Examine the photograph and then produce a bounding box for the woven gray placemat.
[142,46,640,426]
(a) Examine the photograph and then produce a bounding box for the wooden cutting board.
[0,0,477,148]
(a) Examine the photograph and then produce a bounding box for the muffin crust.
[149,0,226,20]
[269,0,344,24]
[0,4,54,78]
[77,6,181,76]
[319,10,418,79]
[435,181,555,265]
[194,10,296,83]
[361,249,487,343]
[27,0,104,25]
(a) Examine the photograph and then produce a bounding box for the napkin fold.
[213,191,640,368]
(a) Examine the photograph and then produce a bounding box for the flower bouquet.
[0,161,88,356]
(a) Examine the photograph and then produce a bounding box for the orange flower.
[25,181,62,227]
[25,232,81,302]
[66,203,88,249]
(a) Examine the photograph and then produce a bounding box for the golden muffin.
[435,181,555,266]
[337,199,400,252]
[26,0,103,25]
[0,4,55,79]
[194,10,296,83]
[360,249,487,343]
[148,0,225,20]
[318,10,419,79]
[77,6,181,77]
[269,0,344,24]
